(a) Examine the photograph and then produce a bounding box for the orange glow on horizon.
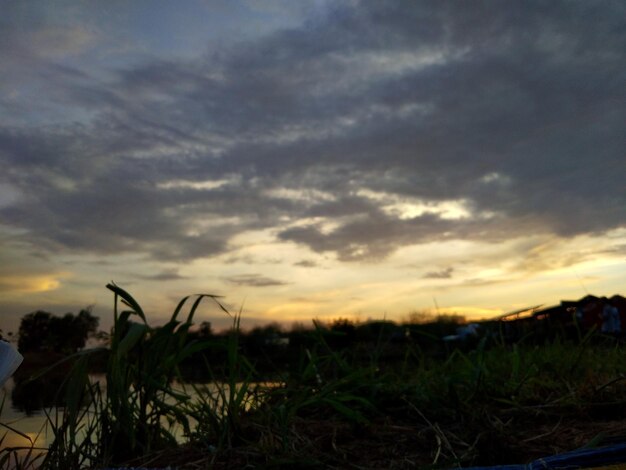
[0,273,69,295]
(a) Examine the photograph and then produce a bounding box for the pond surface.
[1,377,53,454]
[0,374,272,459]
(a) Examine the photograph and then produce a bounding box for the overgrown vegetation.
[2,285,626,469]
[18,309,99,355]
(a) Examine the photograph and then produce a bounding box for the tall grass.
[31,283,238,468]
[2,286,626,468]
[0,393,46,470]
[185,306,260,452]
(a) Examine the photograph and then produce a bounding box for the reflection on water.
[2,377,56,451]
[11,375,67,416]
[2,431,47,448]
[0,428,47,465]
[1,379,50,468]
[1,374,277,465]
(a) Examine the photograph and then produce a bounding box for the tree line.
[10,306,468,371]
[16,309,99,354]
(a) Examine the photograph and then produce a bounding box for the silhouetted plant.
[18,309,98,354]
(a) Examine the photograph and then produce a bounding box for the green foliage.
[187,308,259,449]
[3,288,626,468]
[39,283,228,468]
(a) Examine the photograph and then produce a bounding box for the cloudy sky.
[1,0,625,332]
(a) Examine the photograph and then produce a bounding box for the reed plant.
[185,307,259,450]
[41,283,231,468]
[0,392,46,469]
[2,286,626,468]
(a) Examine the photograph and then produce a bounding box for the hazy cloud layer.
[138,269,189,282]
[1,1,624,265]
[294,260,318,268]
[424,267,454,280]
[223,274,288,288]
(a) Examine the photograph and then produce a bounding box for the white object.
[0,341,23,387]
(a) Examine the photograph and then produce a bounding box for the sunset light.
[1,2,626,467]
[0,1,624,335]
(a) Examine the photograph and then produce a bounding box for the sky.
[1,0,625,333]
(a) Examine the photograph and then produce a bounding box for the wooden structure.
[494,295,626,341]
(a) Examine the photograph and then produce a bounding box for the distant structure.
[494,294,626,341]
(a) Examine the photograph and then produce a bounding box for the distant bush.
[17,308,99,354]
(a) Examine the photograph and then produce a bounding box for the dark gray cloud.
[599,244,626,256]
[279,213,458,261]
[223,274,288,287]
[138,268,189,282]
[0,1,624,263]
[294,260,318,268]
[424,267,454,280]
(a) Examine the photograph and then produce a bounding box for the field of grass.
[2,284,626,469]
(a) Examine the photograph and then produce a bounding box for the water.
[1,374,274,458]
[1,377,51,457]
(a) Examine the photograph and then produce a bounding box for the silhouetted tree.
[328,318,356,348]
[18,308,99,354]
[198,321,212,338]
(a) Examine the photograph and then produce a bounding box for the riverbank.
[4,285,626,468]
[5,339,626,468]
